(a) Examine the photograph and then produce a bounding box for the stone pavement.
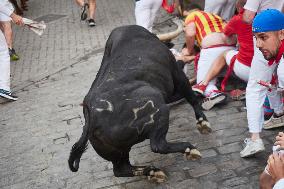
[0,0,283,188]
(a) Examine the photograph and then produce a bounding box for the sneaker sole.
[0,93,17,101]
[88,23,96,27]
[192,88,204,95]
[263,121,284,130]
[202,95,226,111]
[240,147,265,158]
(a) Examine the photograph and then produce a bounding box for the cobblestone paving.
[0,0,283,188]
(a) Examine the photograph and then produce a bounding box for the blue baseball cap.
[252,9,284,33]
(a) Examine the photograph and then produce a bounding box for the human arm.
[184,22,196,56]
[0,2,23,26]
[242,0,260,23]
[10,13,24,25]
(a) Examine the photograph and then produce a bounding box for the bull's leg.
[172,65,212,134]
[112,155,167,183]
[150,105,201,160]
[90,138,167,182]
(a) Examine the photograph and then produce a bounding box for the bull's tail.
[68,107,90,172]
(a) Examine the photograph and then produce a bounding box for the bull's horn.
[157,18,184,41]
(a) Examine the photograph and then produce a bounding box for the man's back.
[185,10,237,48]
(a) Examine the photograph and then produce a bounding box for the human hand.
[267,153,284,183]
[181,48,190,56]
[275,132,284,149]
[10,13,24,26]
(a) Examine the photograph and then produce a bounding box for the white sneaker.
[201,92,226,110]
[263,113,284,129]
[240,138,265,158]
[0,89,18,101]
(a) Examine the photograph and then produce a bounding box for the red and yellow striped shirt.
[185,10,225,46]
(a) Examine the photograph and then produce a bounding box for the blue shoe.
[0,89,18,101]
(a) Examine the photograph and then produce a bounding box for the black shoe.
[88,19,96,27]
[81,3,89,21]
[0,89,18,101]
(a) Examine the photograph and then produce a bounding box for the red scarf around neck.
[268,40,284,66]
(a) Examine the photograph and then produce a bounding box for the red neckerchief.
[268,40,284,66]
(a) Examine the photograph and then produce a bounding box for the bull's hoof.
[196,118,212,134]
[147,170,167,183]
[184,148,202,161]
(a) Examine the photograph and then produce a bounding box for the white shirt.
[273,178,284,189]
[0,0,14,16]
[244,0,284,13]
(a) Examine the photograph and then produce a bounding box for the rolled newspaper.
[23,18,46,36]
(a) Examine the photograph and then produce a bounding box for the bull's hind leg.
[150,105,201,160]
[112,154,167,183]
[172,65,212,134]
[89,138,167,182]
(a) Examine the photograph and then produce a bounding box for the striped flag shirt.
[185,10,225,46]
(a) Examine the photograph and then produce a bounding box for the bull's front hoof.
[196,118,212,134]
[184,148,202,161]
[147,170,167,183]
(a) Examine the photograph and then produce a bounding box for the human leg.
[0,21,12,48]
[196,47,234,110]
[87,0,96,26]
[197,47,234,96]
[75,0,89,21]
[221,0,236,21]
[241,47,275,157]
[0,30,17,101]
[192,50,228,95]
[75,0,84,7]
[202,50,229,86]
[135,0,152,31]
[0,21,19,61]
[204,0,226,16]
[148,0,162,32]
[0,30,10,92]
[263,62,284,129]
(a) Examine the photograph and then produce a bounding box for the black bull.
[68,25,211,182]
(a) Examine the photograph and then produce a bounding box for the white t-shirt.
[244,0,284,13]
[0,0,14,21]
[273,178,284,189]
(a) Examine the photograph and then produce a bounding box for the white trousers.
[0,30,10,91]
[197,46,235,96]
[204,0,236,21]
[225,49,250,82]
[246,41,283,133]
[135,0,163,32]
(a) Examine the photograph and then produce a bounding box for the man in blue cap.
[240,9,284,158]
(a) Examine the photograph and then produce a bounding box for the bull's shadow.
[68,25,211,182]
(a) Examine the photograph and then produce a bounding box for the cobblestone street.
[0,0,283,188]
